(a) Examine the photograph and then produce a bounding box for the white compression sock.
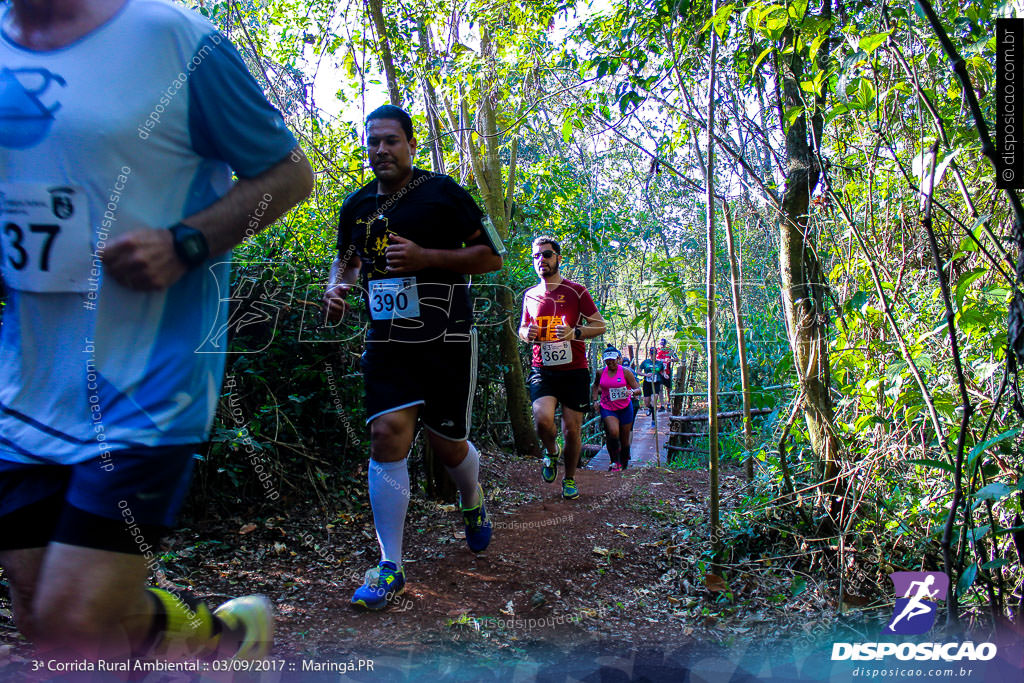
[368,458,410,566]
[445,441,481,509]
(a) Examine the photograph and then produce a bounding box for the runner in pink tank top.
[591,347,641,471]
[599,363,632,411]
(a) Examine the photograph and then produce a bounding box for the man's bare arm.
[186,147,314,256]
[580,311,607,337]
[556,310,607,340]
[322,253,362,322]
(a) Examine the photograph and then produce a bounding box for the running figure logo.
[884,571,949,635]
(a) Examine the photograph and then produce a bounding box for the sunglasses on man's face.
[533,250,556,260]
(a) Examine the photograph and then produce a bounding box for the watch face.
[183,237,203,259]
[172,224,209,267]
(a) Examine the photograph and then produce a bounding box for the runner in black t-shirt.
[322,105,503,611]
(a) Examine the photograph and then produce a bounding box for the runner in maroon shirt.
[518,236,606,499]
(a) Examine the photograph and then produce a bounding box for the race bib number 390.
[0,183,92,293]
[369,277,420,320]
[540,341,571,367]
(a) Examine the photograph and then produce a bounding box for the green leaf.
[790,575,807,597]
[765,11,789,41]
[848,290,868,313]
[967,428,1019,468]
[981,559,1009,570]
[752,46,773,73]
[854,414,882,431]
[909,458,955,473]
[784,104,804,127]
[955,267,987,312]
[855,78,876,109]
[967,524,991,541]
[809,34,828,62]
[858,31,892,55]
[824,103,850,127]
[956,562,978,596]
[787,0,808,23]
[974,483,1013,502]
[713,3,736,40]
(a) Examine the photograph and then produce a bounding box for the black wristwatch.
[168,223,210,269]
[574,327,582,340]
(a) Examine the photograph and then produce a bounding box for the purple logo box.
[884,571,949,635]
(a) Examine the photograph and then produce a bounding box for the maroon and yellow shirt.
[520,279,598,370]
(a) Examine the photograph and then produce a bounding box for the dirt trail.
[239,456,711,659]
[2,451,819,679]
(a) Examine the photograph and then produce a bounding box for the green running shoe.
[541,449,558,483]
[562,478,579,499]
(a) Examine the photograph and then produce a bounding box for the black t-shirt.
[336,168,493,342]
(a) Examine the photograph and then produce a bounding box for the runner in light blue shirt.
[0,0,312,660]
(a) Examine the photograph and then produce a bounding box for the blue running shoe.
[562,478,579,500]
[541,447,559,483]
[461,484,492,553]
[351,560,405,611]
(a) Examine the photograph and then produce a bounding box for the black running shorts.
[361,330,478,440]
[528,367,591,413]
[642,380,655,397]
[0,445,196,553]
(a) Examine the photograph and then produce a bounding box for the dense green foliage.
[0,0,1014,627]
[176,0,1023,624]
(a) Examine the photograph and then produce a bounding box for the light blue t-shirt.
[0,0,298,464]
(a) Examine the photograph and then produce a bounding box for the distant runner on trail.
[322,105,503,611]
[592,347,641,471]
[638,348,664,425]
[655,338,678,412]
[519,236,606,499]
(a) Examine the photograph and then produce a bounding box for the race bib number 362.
[540,340,571,367]
[369,277,420,320]
[0,183,92,293]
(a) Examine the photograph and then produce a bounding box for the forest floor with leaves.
[0,451,843,677]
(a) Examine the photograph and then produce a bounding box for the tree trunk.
[705,6,721,561]
[367,0,401,106]
[776,10,840,495]
[459,27,538,456]
[497,286,538,456]
[416,18,446,174]
[723,201,754,479]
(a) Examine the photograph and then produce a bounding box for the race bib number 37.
[540,340,571,367]
[369,277,420,320]
[0,183,92,293]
